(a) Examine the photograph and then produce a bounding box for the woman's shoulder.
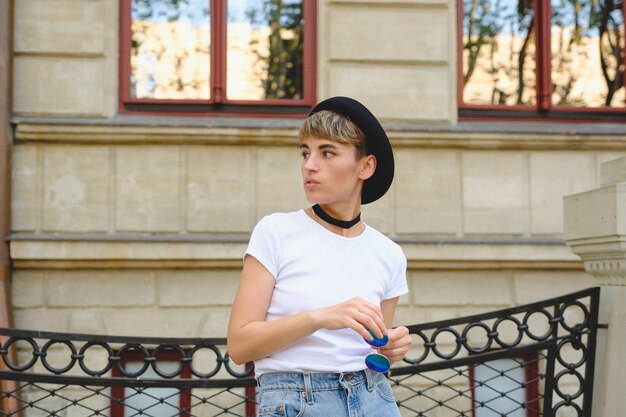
[254,209,306,231]
[364,225,405,257]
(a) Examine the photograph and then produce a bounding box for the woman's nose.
[303,155,319,171]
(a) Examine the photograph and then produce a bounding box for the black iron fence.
[1,287,601,417]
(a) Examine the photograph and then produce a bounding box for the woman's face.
[300,136,375,205]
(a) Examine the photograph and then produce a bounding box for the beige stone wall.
[8,0,621,341]
[11,267,595,337]
[13,0,118,117]
[317,0,456,122]
[10,139,626,237]
[10,130,615,335]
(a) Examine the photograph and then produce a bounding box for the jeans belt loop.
[365,369,375,392]
[303,373,314,405]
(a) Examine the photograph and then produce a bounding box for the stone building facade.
[4,0,625,343]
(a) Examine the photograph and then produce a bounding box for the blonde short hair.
[298,110,368,159]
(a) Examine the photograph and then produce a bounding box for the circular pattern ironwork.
[152,344,186,379]
[554,369,585,401]
[2,337,39,371]
[78,341,114,376]
[429,328,462,360]
[493,316,523,348]
[188,344,222,378]
[223,353,255,378]
[556,338,587,370]
[558,301,589,332]
[402,331,430,365]
[522,309,554,341]
[116,344,150,378]
[461,322,492,354]
[40,339,77,374]
[552,400,583,417]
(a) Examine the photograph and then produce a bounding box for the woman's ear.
[359,155,377,180]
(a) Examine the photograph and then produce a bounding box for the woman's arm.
[227,255,388,365]
[379,297,411,364]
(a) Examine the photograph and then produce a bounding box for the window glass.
[473,358,527,417]
[131,0,211,99]
[122,361,180,417]
[227,0,305,100]
[462,0,537,106]
[551,0,625,107]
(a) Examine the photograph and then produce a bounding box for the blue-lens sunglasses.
[363,329,391,373]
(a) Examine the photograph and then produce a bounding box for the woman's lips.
[304,178,320,189]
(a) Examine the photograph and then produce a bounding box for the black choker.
[312,204,361,229]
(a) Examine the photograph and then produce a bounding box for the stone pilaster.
[564,156,626,417]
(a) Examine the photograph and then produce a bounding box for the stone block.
[529,152,595,235]
[68,310,107,334]
[199,307,233,337]
[429,307,459,322]
[462,152,528,235]
[11,145,39,231]
[513,272,594,305]
[14,0,106,54]
[329,6,448,62]
[255,147,308,218]
[361,184,394,234]
[11,271,45,308]
[116,146,181,232]
[13,56,105,115]
[564,183,626,242]
[395,149,460,235]
[46,271,156,307]
[597,152,626,187]
[157,270,240,307]
[13,308,69,332]
[42,146,109,232]
[327,64,451,121]
[393,306,429,328]
[187,146,254,232]
[102,307,206,338]
[410,271,513,306]
[600,156,626,187]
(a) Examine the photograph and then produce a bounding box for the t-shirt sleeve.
[244,215,281,280]
[384,246,408,300]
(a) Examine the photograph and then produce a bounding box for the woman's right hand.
[311,297,387,341]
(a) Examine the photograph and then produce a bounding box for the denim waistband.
[256,369,377,393]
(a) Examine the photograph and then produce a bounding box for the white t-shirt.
[245,209,408,375]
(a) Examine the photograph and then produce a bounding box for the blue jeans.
[256,370,401,417]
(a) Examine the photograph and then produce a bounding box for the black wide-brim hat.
[309,96,394,205]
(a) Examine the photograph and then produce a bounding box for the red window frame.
[457,0,626,122]
[118,0,317,117]
[468,353,541,417]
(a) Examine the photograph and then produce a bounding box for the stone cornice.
[13,121,626,150]
[9,238,583,270]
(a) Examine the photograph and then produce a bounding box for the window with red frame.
[469,354,541,417]
[458,0,626,121]
[119,0,316,115]
[111,349,192,417]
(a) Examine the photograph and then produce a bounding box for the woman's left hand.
[378,326,411,364]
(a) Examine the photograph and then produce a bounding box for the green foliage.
[248,0,305,99]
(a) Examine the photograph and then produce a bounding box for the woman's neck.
[306,202,364,237]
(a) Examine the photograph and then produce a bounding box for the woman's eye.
[301,152,310,159]
[323,151,334,158]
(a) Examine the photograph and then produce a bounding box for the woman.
[227,96,411,416]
